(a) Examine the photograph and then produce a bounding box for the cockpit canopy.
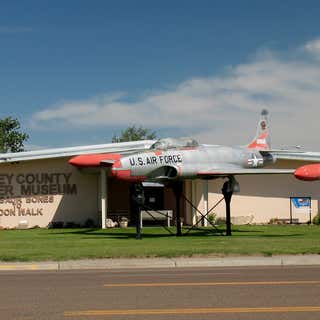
[150,137,199,150]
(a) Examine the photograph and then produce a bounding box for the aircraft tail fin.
[247,109,271,150]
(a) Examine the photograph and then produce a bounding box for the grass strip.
[0,225,320,261]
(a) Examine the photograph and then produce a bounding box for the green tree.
[112,125,157,143]
[0,117,29,153]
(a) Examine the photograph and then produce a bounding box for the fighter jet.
[69,109,296,183]
[69,110,320,236]
[109,110,294,182]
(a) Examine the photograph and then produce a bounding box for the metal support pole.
[309,198,312,225]
[131,183,144,240]
[290,197,293,224]
[136,206,142,240]
[191,181,197,225]
[173,182,183,237]
[224,191,232,236]
[222,178,234,236]
[100,169,107,229]
[203,180,208,227]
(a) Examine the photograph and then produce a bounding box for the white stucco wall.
[191,174,319,224]
[0,157,99,228]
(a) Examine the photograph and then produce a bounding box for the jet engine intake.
[261,152,276,165]
[148,165,179,180]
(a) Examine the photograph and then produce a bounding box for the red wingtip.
[294,164,320,181]
[69,153,122,168]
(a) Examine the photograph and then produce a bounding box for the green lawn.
[0,225,320,261]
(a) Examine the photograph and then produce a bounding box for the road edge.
[1,255,320,271]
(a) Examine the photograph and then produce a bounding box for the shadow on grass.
[230,228,304,237]
[47,227,304,239]
[50,228,172,239]
[49,227,226,239]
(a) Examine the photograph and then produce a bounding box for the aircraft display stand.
[183,194,225,236]
[131,183,174,240]
[180,176,239,236]
[222,177,237,236]
[131,176,238,239]
[131,183,144,240]
[172,181,183,236]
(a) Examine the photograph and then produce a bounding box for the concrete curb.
[1,255,320,271]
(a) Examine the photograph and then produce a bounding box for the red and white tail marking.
[247,110,271,150]
[247,131,269,150]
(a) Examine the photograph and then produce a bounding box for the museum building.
[0,140,318,229]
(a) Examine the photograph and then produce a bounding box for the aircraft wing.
[1,140,155,164]
[261,150,320,162]
[197,167,294,178]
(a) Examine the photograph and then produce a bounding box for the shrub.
[207,213,216,224]
[269,218,279,225]
[312,214,320,225]
[215,217,226,225]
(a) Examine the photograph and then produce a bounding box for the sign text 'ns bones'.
[0,172,77,197]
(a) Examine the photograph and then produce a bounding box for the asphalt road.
[1,266,320,320]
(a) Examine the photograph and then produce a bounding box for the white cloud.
[31,38,320,150]
[304,38,320,57]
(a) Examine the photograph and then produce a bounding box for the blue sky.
[2,1,320,149]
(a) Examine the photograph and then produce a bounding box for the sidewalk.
[1,255,320,271]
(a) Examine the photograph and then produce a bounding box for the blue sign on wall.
[291,197,311,208]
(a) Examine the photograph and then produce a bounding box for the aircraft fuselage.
[111,145,267,182]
